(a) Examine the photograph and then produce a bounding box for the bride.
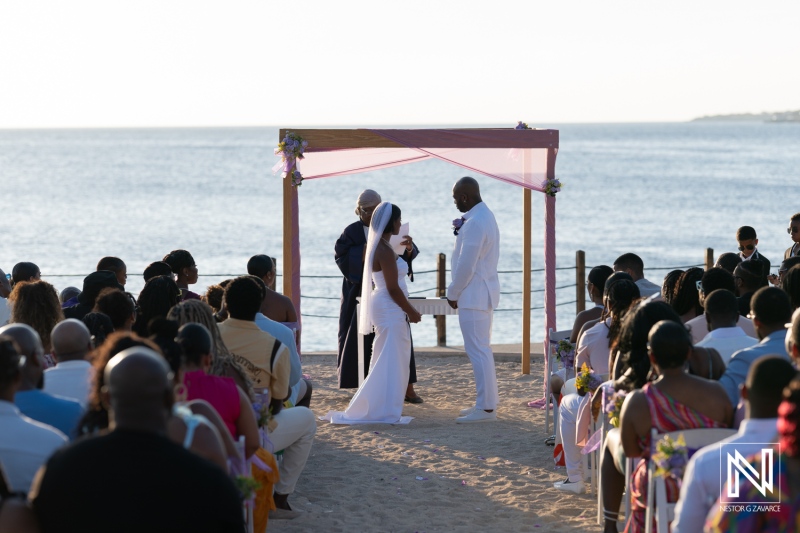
[326,202,422,424]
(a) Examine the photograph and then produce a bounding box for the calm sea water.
[2,123,799,351]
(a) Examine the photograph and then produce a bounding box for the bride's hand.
[407,308,422,323]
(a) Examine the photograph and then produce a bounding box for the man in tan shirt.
[217,276,315,519]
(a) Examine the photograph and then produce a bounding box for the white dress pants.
[558,393,585,482]
[459,307,499,410]
[268,406,317,494]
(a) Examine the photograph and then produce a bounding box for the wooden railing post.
[436,253,447,347]
[576,250,586,315]
[705,248,714,271]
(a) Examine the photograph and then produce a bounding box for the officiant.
[334,189,423,403]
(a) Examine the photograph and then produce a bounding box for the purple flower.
[668,453,688,470]
[452,217,465,236]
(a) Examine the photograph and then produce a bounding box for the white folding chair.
[544,327,572,436]
[644,428,736,533]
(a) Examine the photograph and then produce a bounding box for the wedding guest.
[705,375,800,532]
[93,288,135,331]
[2,324,83,439]
[334,189,422,401]
[178,323,259,458]
[714,252,742,274]
[58,286,80,307]
[781,264,800,311]
[784,213,800,260]
[570,265,613,343]
[10,263,40,286]
[694,290,758,364]
[247,255,297,323]
[132,275,181,337]
[610,321,731,533]
[684,267,757,343]
[45,319,94,407]
[63,271,123,321]
[718,286,793,407]
[202,283,225,313]
[612,253,661,298]
[163,249,200,301]
[0,335,66,494]
[673,356,795,533]
[774,256,800,287]
[217,276,315,516]
[30,346,244,533]
[736,225,770,283]
[0,267,11,327]
[96,256,127,287]
[669,267,704,323]
[142,261,172,283]
[249,276,311,408]
[8,281,63,359]
[734,259,767,317]
[660,269,683,307]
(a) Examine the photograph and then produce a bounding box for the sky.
[1,1,798,128]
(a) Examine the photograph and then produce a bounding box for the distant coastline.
[692,109,800,123]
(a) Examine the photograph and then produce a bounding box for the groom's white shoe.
[459,406,476,416]
[456,409,496,423]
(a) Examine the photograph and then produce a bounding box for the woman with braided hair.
[132,275,181,338]
[167,299,254,399]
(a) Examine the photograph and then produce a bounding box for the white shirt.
[575,318,611,374]
[0,400,67,493]
[685,313,757,345]
[447,202,500,310]
[694,326,759,365]
[43,360,94,408]
[635,278,661,298]
[672,418,778,533]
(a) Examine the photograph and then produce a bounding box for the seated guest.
[714,252,742,275]
[10,263,40,286]
[575,272,634,344]
[685,267,757,343]
[82,312,114,347]
[142,261,172,283]
[736,225,770,283]
[0,335,67,494]
[30,347,244,533]
[8,281,63,361]
[93,288,135,331]
[718,286,793,407]
[613,321,731,533]
[250,276,312,408]
[660,269,683,307]
[613,253,661,298]
[554,279,639,494]
[570,265,613,344]
[705,375,800,532]
[132,275,181,337]
[247,255,298,324]
[673,356,796,533]
[45,319,94,407]
[218,276,316,516]
[163,249,200,301]
[96,256,127,287]
[695,290,758,364]
[178,323,259,458]
[63,271,123,321]
[781,263,800,311]
[769,255,800,287]
[734,259,766,317]
[670,267,704,323]
[2,324,83,440]
[202,283,226,314]
[59,286,80,308]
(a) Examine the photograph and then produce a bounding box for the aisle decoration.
[651,433,689,481]
[603,388,628,428]
[555,339,575,370]
[274,131,308,187]
[575,363,602,397]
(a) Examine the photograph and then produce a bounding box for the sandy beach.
[269,345,602,533]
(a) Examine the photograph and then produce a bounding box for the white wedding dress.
[326,256,413,424]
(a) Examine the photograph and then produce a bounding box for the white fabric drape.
[358,201,393,335]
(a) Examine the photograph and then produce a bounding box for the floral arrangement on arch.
[542,178,562,197]
[274,131,308,187]
[575,363,603,397]
[603,388,628,428]
[651,433,689,481]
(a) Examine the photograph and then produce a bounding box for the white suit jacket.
[447,202,500,310]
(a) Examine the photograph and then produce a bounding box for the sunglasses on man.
[737,244,755,252]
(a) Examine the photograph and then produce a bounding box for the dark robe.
[335,220,419,389]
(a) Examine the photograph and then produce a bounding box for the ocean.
[2,122,799,352]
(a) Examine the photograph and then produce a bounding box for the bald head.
[0,323,43,359]
[105,347,172,431]
[452,176,483,213]
[51,319,92,362]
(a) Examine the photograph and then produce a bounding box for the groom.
[447,177,501,423]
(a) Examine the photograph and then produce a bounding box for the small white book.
[388,223,410,255]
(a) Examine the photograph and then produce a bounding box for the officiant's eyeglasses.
[788,226,800,234]
[737,244,755,252]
